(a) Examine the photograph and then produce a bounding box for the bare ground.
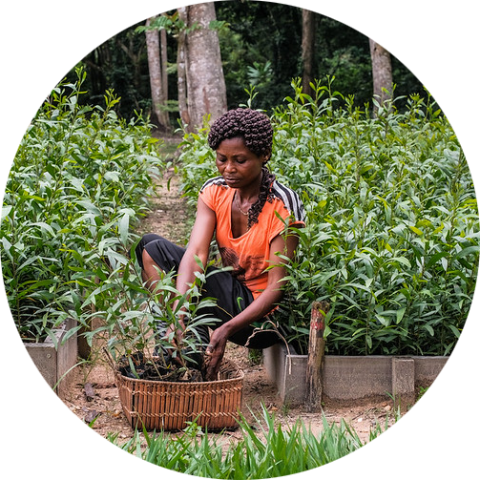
[63,150,401,450]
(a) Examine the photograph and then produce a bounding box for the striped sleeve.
[200,176,227,193]
[272,180,306,225]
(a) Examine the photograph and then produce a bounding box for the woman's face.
[215,136,267,190]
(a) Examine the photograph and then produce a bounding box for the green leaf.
[426,251,449,269]
[31,222,55,236]
[1,205,12,220]
[390,256,412,269]
[409,225,424,236]
[396,307,406,324]
[448,324,461,338]
[455,245,480,259]
[119,212,130,246]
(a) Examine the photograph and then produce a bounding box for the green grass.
[110,404,397,478]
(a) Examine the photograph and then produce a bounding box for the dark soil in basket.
[118,351,205,383]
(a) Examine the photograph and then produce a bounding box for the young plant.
[87,248,223,381]
[1,67,163,344]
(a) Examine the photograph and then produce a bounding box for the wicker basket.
[114,358,244,431]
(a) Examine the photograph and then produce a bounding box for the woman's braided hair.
[208,108,276,229]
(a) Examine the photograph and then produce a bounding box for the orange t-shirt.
[200,176,305,299]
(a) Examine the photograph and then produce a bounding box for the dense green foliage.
[111,405,394,477]
[178,79,479,356]
[2,65,477,360]
[0,69,163,342]
[1,70,223,373]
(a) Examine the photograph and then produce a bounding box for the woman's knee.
[140,249,167,290]
[135,234,166,267]
[142,249,161,273]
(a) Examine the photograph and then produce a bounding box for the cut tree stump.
[306,301,330,411]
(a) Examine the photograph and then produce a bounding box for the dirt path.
[136,165,191,246]
[63,156,400,448]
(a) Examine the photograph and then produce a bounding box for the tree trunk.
[183,2,227,130]
[369,39,393,109]
[145,17,168,130]
[301,9,316,99]
[177,7,190,128]
[160,20,169,122]
[306,301,330,412]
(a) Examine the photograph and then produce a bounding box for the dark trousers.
[135,234,281,349]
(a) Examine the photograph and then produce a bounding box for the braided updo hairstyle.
[208,108,273,157]
[208,108,276,229]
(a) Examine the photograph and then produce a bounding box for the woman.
[136,108,305,379]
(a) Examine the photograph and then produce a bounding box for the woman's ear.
[262,152,271,164]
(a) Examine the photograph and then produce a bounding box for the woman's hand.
[205,326,229,380]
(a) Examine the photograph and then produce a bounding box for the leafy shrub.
[1,68,163,342]
[178,78,479,356]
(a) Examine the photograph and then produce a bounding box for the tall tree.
[369,39,393,107]
[145,16,169,130]
[182,2,227,130]
[301,8,316,99]
[177,7,190,127]
[160,26,168,112]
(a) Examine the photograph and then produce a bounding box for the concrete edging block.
[264,343,448,407]
[24,318,78,400]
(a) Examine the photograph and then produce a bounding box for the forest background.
[66,0,423,130]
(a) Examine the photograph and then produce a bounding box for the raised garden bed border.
[24,318,78,400]
[264,343,448,407]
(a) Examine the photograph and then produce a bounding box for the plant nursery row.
[179,79,479,357]
[2,72,477,363]
[1,68,164,347]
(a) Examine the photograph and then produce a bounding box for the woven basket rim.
[115,357,244,387]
